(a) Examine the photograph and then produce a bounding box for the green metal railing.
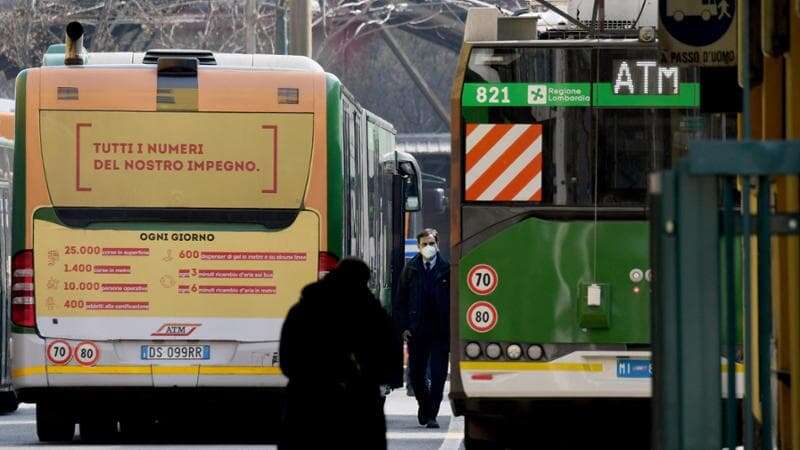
[650,141,800,450]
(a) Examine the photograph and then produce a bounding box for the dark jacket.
[279,273,399,450]
[394,253,450,343]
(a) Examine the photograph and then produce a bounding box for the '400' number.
[475,86,510,104]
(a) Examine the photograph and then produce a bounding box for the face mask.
[421,245,437,260]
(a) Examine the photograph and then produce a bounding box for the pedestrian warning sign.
[658,0,737,67]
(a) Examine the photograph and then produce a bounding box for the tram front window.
[463,46,706,207]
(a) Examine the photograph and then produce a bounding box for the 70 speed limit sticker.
[46,340,72,365]
[466,301,498,333]
[467,264,498,295]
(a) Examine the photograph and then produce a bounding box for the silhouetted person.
[394,228,450,428]
[279,258,401,450]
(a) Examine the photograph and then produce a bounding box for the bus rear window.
[39,111,313,209]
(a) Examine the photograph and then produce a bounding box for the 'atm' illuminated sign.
[613,60,680,95]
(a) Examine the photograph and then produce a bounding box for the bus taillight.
[11,250,35,327]
[318,252,338,279]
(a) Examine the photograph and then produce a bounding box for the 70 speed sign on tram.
[467,264,498,295]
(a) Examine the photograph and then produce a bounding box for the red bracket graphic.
[261,125,278,194]
[75,123,92,192]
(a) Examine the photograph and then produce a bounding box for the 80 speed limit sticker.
[466,301,498,333]
[46,340,72,365]
[73,341,100,366]
[467,264,499,295]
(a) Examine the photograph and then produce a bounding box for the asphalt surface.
[0,388,464,449]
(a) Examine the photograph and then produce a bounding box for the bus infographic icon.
[467,264,499,295]
[46,340,72,365]
[467,301,498,333]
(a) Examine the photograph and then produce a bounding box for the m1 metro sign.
[658,0,737,67]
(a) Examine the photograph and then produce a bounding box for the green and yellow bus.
[11,22,420,442]
[449,9,739,448]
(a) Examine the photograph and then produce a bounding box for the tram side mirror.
[390,152,423,212]
[405,196,420,211]
[399,160,422,212]
[403,175,421,212]
[432,188,447,214]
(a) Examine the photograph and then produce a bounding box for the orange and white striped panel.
[465,123,543,202]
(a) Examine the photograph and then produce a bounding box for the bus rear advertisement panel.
[32,211,319,342]
[39,111,313,208]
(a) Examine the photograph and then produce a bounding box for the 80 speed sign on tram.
[467,301,498,333]
[467,264,498,295]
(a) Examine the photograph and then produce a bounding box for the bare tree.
[0,0,525,129]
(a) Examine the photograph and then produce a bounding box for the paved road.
[0,389,464,449]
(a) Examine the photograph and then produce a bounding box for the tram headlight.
[527,344,544,361]
[638,26,656,43]
[506,344,522,360]
[485,343,502,360]
[629,268,644,283]
[465,342,482,359]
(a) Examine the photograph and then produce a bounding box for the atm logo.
[151,323,201,337]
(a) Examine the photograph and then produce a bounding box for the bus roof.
[43,44,323,73]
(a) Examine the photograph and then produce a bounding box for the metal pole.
[757,174,773,450]
[380,27,450,127]
[741,1,754,448]
[246,0,256,54]
[723,176,738,450]
[289,0,311,57]
[276,0,287,55]
[320,0,327,38]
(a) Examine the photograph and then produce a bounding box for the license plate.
[140,345,210,360]
[616,359,652,378]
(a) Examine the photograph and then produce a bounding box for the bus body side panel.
[449,42,472,410]
[12,69,51,392]
[10,333,47,390]
[325,74,344,259]
[11,70,27,256]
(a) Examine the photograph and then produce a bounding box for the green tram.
[449,9,735,448]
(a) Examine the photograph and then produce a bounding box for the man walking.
[395,229,450,428]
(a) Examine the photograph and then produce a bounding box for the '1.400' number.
[475,86,511,104]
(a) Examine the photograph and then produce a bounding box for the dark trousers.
[408,335,448,419]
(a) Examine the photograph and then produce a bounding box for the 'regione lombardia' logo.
[151,323,201,337]
[527,85,547,105]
